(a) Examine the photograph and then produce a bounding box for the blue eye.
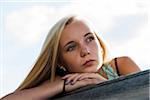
[66,44,76,52]
[86,36,94,43]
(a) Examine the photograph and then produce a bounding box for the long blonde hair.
[16,15,110,91]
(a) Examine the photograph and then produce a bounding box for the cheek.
[62,53,81,72]
[90,41,100,54]
[91,41,103,63]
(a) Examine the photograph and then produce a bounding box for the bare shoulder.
[115,56,133,64]
[110,56,141,75]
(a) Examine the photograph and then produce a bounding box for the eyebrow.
[64,41,74,48]
[64,32,93,48]
[84,32,92,37]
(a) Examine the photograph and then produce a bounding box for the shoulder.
[110,56,140,75]
[109,56,130,68]
[114,56,132,64]
[110,56,134,65]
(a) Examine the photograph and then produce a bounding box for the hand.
[62,73,107,92]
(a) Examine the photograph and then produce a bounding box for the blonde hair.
[95,32,111,64]
[16,15,110,91]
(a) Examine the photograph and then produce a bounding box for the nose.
[80,46,90,57]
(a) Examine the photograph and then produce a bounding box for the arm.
[62,73,107,92]
[1,73,107,100]
[1,76,64,100]
[113,56,141,75]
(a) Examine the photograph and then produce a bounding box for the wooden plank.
[52,70,149,100]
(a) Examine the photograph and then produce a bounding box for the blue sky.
[0,0,150,97]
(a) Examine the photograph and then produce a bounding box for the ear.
[100,46,104,54]
[58,59,67,71]
[58,58,65,67]
[56,64,68,76]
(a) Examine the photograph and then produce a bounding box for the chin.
[83,67,97,73]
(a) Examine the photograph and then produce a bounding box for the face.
[59,19,103,73]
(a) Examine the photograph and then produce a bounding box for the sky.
[0,0,150,97]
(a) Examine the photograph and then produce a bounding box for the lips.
[83,59,95,67]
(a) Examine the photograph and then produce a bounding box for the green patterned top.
[99,64,119,80]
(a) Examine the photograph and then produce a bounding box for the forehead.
[64,20,92,34]
[60,20,94,45]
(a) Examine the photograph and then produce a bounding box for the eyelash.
[66,44,76,52]
[66,36,95,52]
[86,36,95,43]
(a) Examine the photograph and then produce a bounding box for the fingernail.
[71,82,74,85]
[65,80,70,85]
[78,78,81,81]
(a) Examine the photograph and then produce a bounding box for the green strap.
[101,64,119,80]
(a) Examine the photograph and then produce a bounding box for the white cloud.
[111,24,150,70]
[5,6,59,46]
[4,0,148,46]
[61,0,148,33]
[2,0,150,97]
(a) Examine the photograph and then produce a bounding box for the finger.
[65,73,79,84]
[71,74,83,85]
[79,73,101,80]
[62,74,73,79]
[72,73,97,85]
[78,73,92,81]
